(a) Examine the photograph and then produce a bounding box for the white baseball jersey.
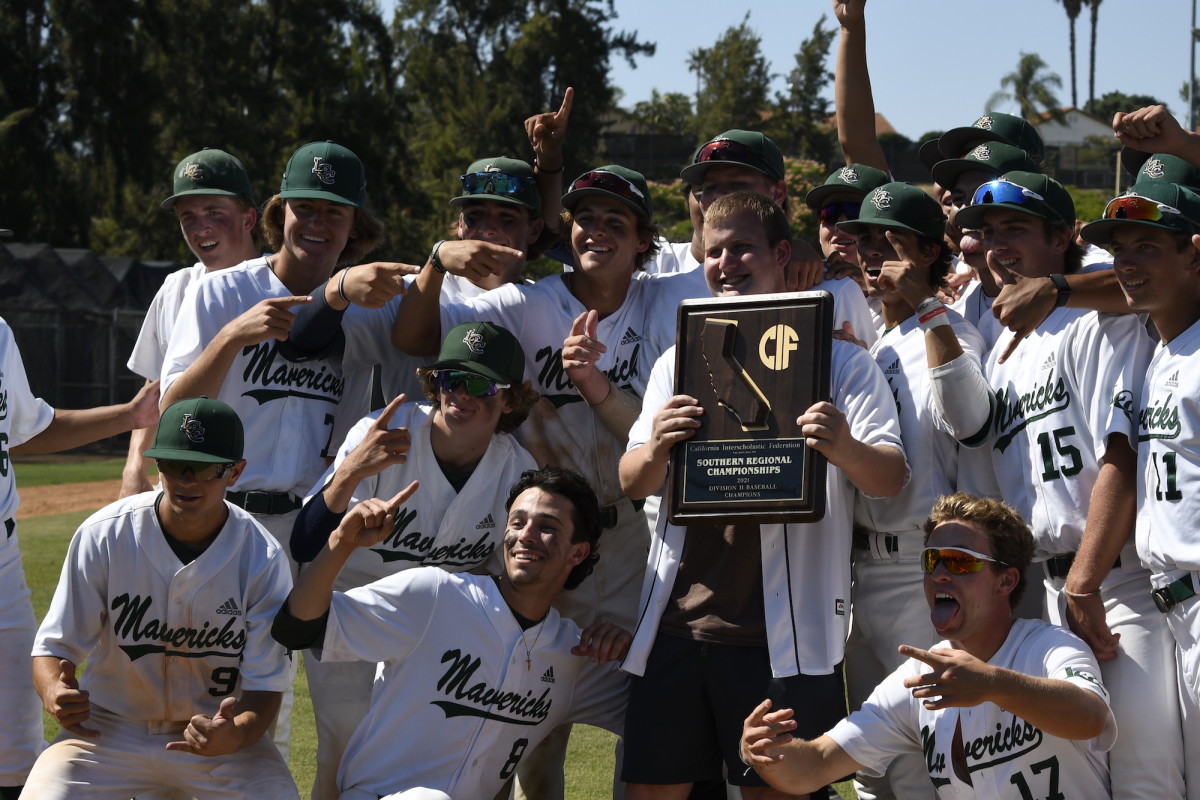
[307,401,537,588]
[313,568,627,798]
[950,278,1004,354]
[0,316,55,783]
[33,492,293,721]
[855,310,986,535]
[642,238,700,275]
[335,273,489,450]
[162,257,344,496]
[1136,317,1200,573]
[976,309,1151,559]
[127,263,207,381]
[651,270,880,350]
[830,618,1115,799]
[623,340,906,678]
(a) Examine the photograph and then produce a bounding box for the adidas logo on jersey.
[620,327,641,346]
[885,359,900,375]
[1041,353,1056,372]
[541,666,556,684]
[1167,371,1180,388]
[476,513,496,530]
[216,597,242,616]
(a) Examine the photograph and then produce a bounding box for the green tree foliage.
[986,52,1065,123]
[632,91,694,136]
[766,14,836,163]
[688,13,772,139]
[1087,91,1166,125]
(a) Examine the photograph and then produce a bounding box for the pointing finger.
[387,480,419,510]
[884,230,914,264]
[374,393,407,429]
[996,330,1028,364]
[556,87,574,123]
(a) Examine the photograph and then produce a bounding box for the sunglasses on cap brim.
[436,370,509,398]
[460,172,535,197]
[568,171,645,202]
[693,139,773,176]
[1103,194,1200,228]
[817,201,862,225]
[970,179,1045,208]
[921,546,1009,575]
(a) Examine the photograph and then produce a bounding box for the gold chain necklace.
[519,623,543,671]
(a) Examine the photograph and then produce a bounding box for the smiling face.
[980,208,1069,281]
[702,208,790,297]
[852,226,931,299]
[1109,224,1200,341]
[502,487,589,591]
[435,372,513,437]
[568,196,648,278]
[279,197,356,273]
[175,195,257,269]
[818,201,862,275]
[923,521,1017,650]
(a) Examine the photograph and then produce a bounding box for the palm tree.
[1086,0,1102,110]
[987,52,1065,123]
[1059,0,1083,107]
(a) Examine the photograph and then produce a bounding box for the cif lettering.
[759,324,798,371]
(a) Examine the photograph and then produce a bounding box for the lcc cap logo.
[974,115,994,131]
[871,189,893,210]
[182,163,205,181]
[1142,158,1166,179]
[839,166,860,184]
[463,330,486,354]
[971,144,992,161]
[312,158,337,185]
[179,414,206,443]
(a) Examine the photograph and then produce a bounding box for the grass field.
[14,457,852,799]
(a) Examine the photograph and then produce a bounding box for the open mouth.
[930,591,960,632]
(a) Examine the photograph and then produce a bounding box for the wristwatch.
[429,239,447,274]
[1049,273,1071,308]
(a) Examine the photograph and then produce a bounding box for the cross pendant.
[526,656,532,671]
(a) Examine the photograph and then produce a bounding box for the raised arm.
[1113,105,1200,166]
[16,380,160,455]
[526,87,573,242]
[741,698,863,793]
[833,0,889,171]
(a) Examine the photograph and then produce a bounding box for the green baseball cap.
[938,112,1045,163]
[837,182,947,241]
[143,397,244,464]
[279,141,366,207]
[427,321,525,386]
[930,142,1040,191]
[919,138,945,173]
[805,163,890,210]
[1079,181,1200,246]
[451,157,540,213]
[680,130,786,184]
[954,171,1075,231]
[161,148,254,210]
[1121,152,1200,191]
[563,165,654,224]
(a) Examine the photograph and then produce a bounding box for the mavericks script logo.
[240,342,344,405]
[535,343,640,409]
[431,648,552,725]
[923,715,1044,787]
[1139,392,1183,442]
[111,593,244,661]
[992,368,1070,452]
[370,506,496,566]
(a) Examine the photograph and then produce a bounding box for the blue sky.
[605,0,1193,140]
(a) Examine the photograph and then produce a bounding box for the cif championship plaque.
[668,291,832,524]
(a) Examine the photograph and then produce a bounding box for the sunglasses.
[693,139,773,175]
[971,179,1045,207]
[569,170,646,202]
[921,547,1009,575]
[460,172,534,197]
[817,201,861,225]
[436,370,509,398]
[1103,194,1200,227]
[155,460,234,481]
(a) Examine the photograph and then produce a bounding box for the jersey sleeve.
[827,660,923,778]
[237,532,295,692]
[564,657,629,735]
[832,340,907,495]
[32,524,110,666]
[1029,624,1117,753]
[627,347,676,453]
[0,319,55,447]
[439,283,527,340]
[317,567,443,664]
[1070,313,1152,462]
[127,279,174,381]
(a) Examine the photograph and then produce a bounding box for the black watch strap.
[429,239,447,274]
[1049,273,1071,308]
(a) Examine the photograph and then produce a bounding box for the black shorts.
[620,633,846,787]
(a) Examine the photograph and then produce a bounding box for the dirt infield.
[17,480,123,519]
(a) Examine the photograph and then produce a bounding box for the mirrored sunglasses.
[1103,194,1200,227]
[921,546,1009,575]
[569,170,645,201]
[971,179,1045,207]
[436,370,509,398]
[817,201,862,225]
[460,172,534,197]
[693,139,772,174]
[155,460,234,481]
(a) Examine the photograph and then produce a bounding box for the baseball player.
[0,258,159,798]
[741,493,1116,799]
[290,321,538,800]
[1080,180,1200,800]
[955,171,1182,799]
[271,466,630,800]
[833,182,988,800]
[121,148,261,498]
[160,140,384,761]
[618,192,907,799]
[23,396,297,800]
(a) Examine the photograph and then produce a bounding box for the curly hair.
[261,194,384,267]
[923,492,1035,609]
[505,466,602,591]
[417,368,540,435]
